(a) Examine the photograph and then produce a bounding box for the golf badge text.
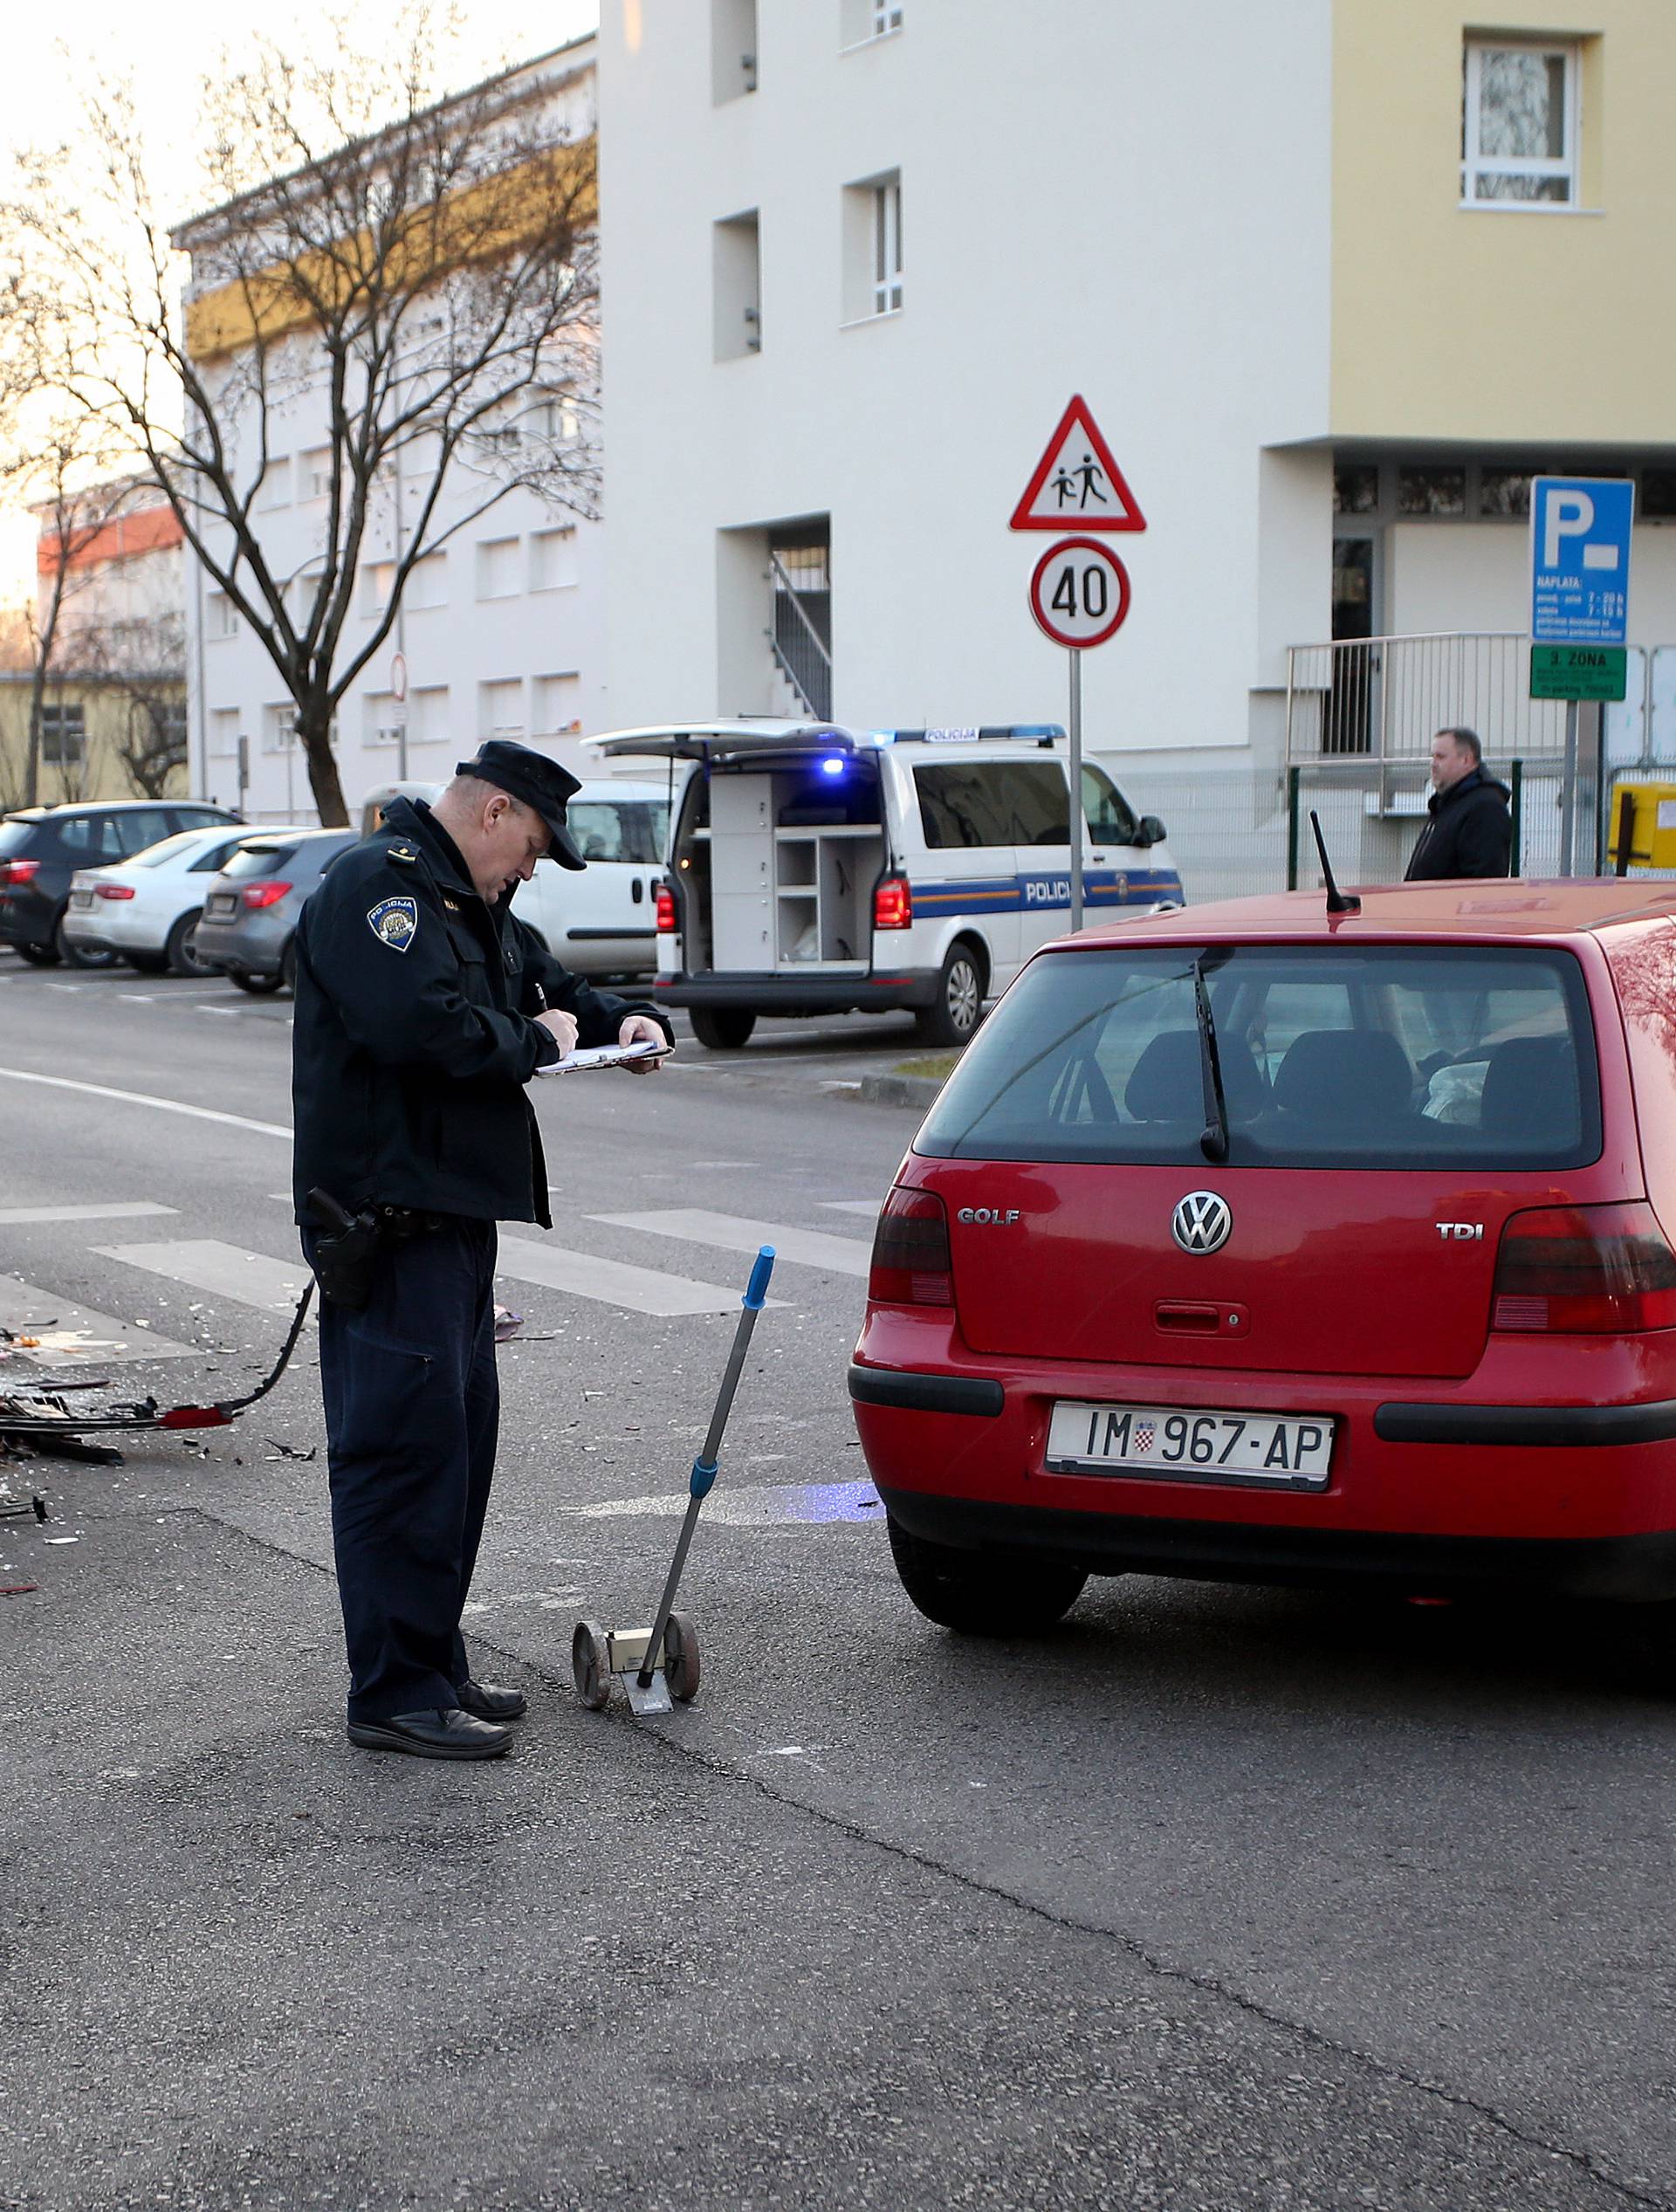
[367,896,419,953]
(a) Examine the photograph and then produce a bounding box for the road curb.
[859,1072,944,1109]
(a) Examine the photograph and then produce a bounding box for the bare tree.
[4,10,599,825]
[71,610,189,800]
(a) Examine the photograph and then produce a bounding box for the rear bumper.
[0,892,55,950]
[194,913,289,974]
[848,1309,1676,1581]
[876,1483,1676,1602]
[654,969,941,1013]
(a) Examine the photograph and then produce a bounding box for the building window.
[476,537,521,601]
[206,590,238,640]
[872,175,903,313]
[841,0,902,44]
[842,171,903,323]
[209,707,242,759]
[1397,465,1466,517]
[1333,464,1380,516]
[477,678,524,740]
[361,560,396,615]
[1479,469,1535,519]
[405,552,447,611]
[411,684,450,745]
[299,445,334,501]
[40,704,86,766]
[362,691,404,747]
[262,704,299,755]
[531,528,580,592]
[533,672,582,738]
[1461,40,1579,205]
[712,0,757,100]
[713,210,762,361]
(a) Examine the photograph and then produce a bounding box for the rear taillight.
[0,859,40,886]
[868,1185,952,1307]
[874,876,912,931]
[240,881,291,910]
[655,883,677,933]
[94,883,135,901]
[1491,1202,1676,1333]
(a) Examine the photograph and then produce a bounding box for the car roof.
[1066,880,1676,950]
[3,799,231,818]
[591,721,1066,760]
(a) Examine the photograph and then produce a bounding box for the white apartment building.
[596,1,1676,886]
[180,38,604,825]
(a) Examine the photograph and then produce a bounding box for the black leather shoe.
[347,1707,512,1759]
[457,1678,527,1722]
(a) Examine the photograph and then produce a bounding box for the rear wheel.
[885,1514,1087,1635]
[55,913,117,970]
[15,939,58,966]
[915,941,986,1048]
[127,951,170,975]
[164,911,210,978]
[229,968,283,995]
[690,1006,757,1050]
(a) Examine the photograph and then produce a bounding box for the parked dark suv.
[0,800,242,968]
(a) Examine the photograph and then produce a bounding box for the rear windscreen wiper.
[1192,956,1229,1164]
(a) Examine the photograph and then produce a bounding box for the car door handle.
[631,876,643,903]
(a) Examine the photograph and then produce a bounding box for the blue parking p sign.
[1531,476,1633,645]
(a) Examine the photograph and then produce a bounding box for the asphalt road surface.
[3,954,1673,2212]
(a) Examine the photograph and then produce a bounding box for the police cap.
[455,739,587,869]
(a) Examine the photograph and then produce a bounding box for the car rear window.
[220,842,298,878]
[917,944,1602,1170]
[0,820,38,856]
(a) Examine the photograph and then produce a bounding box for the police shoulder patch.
[388,843,417,866]
[367,896,419,952]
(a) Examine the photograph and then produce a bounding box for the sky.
[0,0,601,608]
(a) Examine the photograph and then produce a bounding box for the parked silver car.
[192,828,360,993]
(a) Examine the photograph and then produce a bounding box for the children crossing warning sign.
[1010,394,1146,533]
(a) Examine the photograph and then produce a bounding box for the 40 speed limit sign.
[1027,536,1131,649]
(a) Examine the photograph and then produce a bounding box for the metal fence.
[1287,633,1572,763]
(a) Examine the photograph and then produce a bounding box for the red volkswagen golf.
[849,883,1676,1643]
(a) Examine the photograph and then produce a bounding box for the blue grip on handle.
[690,1456,718,1499]
[744,1245,775,1309]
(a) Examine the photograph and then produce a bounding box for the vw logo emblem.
[1171,1191,1232,1254]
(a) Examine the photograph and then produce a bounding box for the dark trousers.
[305,1219,499,1722]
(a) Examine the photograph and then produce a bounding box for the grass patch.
[891,1051,963,1082]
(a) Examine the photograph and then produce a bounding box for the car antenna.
[1309,811,1361,915]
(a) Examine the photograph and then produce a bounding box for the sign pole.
[1068,649,1083,931]
[1559,698,1578,876]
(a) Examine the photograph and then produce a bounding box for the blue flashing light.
[820,756,845,776]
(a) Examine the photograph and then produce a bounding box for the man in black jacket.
[292,740,669,1760]
[1404,726,1513,881]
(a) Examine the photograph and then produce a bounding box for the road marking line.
[493,1236,766,1319]
[195,1006,239,1019]
[821,1199,883,1216]
[590,1208,870,1277]
[0,1202,179,1226]
[119,993,156,1003]
[565,1479,881,1526]
[44,982,84,993]
[0,1068,291,1140]
[93,1239,313,1317]
[0,1275,197,1364]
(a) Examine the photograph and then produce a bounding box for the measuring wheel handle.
[572,1619,612,1711]
[664,1612,702,1703]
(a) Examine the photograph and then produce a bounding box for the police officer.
[292,740,670,1760]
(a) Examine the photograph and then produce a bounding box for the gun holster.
[305,1188,384,1311]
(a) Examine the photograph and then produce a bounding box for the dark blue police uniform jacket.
[289,795,661,1724]
[291,795,656,1226]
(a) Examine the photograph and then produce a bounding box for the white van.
[590,721,1181,1048]
[512,777,675,979]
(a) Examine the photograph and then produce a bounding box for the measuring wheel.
[572,1620,612,1711]
[663,1612,702,1703]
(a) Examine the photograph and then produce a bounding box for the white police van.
[590,719,1181,1049]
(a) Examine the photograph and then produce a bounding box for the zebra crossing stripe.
[590,1208,870,1278]
[93,1240,314,1318]
[0,1274,196,1364]
[492,1235,759,1319]
[0,1202,179,1226]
